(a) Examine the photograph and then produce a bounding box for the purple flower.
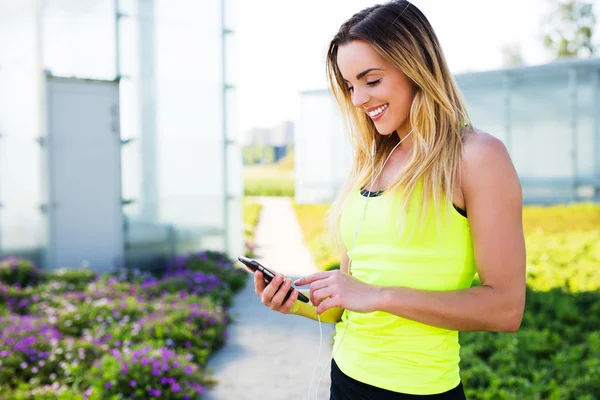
[105,382,112,389]
[192,383,205,394]
[172,383,181,392]
[130,380,137,387]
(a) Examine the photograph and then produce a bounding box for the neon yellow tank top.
[335,183,476,395]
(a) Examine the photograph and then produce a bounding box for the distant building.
[244,127,271,147]
[244,121,294,163]
[295,59,600,205]
[270,120,294,162]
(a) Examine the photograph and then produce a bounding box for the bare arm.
[301,133,527,332]
[372,134,526,332]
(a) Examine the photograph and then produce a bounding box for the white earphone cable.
[307,314,323,400]
[308,130,413,399]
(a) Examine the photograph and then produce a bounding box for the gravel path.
[204,197,335,400]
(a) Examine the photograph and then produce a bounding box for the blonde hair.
[325,1,474,249]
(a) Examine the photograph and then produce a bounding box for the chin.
[373,123,397,136]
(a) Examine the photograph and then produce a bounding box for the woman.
[253,1,526,398]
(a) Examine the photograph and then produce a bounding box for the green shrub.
[244,178,295,197]
[243,198,262,256]
[0,257,45,287]
[49,268,99,291]
[243,164,294,197]
[460,288,600,399]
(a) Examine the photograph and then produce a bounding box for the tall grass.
[243,153,295,197]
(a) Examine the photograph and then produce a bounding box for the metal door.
[45,76,123,272]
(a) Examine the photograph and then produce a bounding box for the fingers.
[308,278,329,304]
[255,272,301,314]
[271,277,294,306]
[311,286,334,308]
[316,297,338,316]
[280,287,300,314]
[294,271,331,287]
[260,274,283,306]
[254,271,266,295]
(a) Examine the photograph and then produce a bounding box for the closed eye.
[346,79,382,92]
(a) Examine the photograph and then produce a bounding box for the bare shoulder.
[462,129,510,167]
[460,129,522,202]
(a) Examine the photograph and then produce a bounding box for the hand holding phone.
[238,256,309,303]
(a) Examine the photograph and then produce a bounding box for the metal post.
[221,0,230,255]
[138,0,158,222]
[503,73,512,154]
[115,0,120,78]
[568,68,578,201]
[594,69,600,200]
[36,0,50,269]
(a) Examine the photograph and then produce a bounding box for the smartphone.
[238,256,309,303]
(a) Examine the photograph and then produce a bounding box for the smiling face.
[336,40,417,137]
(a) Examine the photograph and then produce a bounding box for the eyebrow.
[343,68,384,82]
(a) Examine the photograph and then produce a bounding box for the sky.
[233,0,587,137]
[2,0,599,141]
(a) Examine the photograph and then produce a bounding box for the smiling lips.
[367,104,388,119]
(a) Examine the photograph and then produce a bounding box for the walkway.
[204,196,335,400]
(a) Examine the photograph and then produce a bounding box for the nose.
[351,86,369,108]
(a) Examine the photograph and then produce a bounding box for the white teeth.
[368,104,388,117]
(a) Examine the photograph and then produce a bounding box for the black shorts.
[330,359,467,400]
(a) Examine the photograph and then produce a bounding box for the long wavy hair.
[326,0,474,249]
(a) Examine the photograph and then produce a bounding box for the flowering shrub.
[0,315,63,387]
[84,346,207,399]
[0,257,45,287]
[49,268,99,291]
[0,283,37,314]
[0,251,248,399]
[170,251,247,295]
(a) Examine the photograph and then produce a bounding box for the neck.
[396,127,414,150]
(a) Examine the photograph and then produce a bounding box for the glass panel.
[574,69,596,178]
[43,0,116,80]
[510,69,572,179]
[0,5,46,264]
[460,83,508,149]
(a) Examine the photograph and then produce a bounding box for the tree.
[542,0,597,59]
[501,43,525,67]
